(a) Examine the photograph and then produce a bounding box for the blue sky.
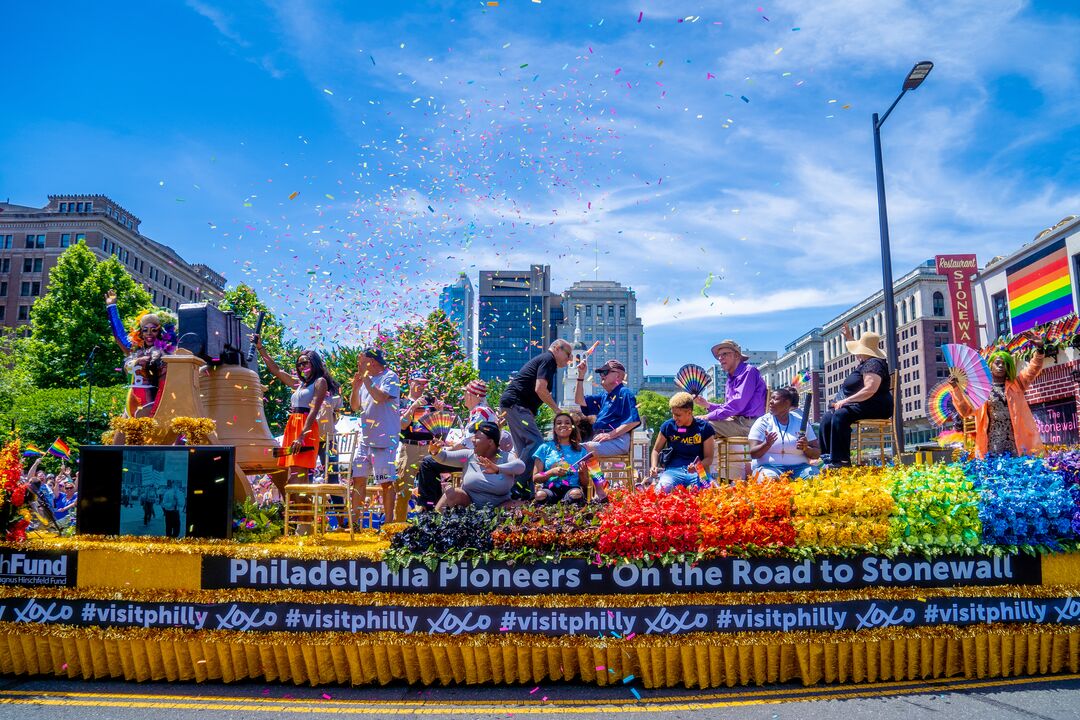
[3,1,1080,373]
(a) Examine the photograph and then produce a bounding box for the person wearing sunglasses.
[574,358,640,462]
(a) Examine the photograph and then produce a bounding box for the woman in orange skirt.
[256,341,339,482]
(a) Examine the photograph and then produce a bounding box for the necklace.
[772,414,791,456]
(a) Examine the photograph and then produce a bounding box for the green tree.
[218,284,299,433]
[635,390,671,437]
[23,242,152,389]
[368,310,478,409]
[0,385,129,459]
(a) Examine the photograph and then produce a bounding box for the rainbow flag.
[584,453,607,489]
[792,369,811,390]
[1006,238,1074,333]
[687,459,709,485]
[48,438,71,460]
[22,445,43,457]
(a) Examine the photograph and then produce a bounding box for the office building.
[640,375,677,398]
[557,280,644,391]
[757,329,826,421]
[439,272,475,363]
[0,195,225,328]
[971,215,1080,443]
[477,265,560,382]
[821,260,951,447]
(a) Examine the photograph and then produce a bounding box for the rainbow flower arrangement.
[596,488,700,560]
[889,464,981,549]
[965,455,1076,547]
[792,467,895,552]
[698,479,795,553]
[0,437,33,542]
[1046,450,1080,536]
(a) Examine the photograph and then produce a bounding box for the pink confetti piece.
[637,11,643,22]
[529,687,539,694]
[596,665,605,671]
[626,632,636,639]
[322,693,332,700]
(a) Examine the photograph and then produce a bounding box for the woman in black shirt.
[819,324,893,467]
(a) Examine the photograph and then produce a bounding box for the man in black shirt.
[499,339,574,499]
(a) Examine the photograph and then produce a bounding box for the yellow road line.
[1,674,1079,714]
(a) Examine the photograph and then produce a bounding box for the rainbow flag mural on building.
[1006,238,1074,334]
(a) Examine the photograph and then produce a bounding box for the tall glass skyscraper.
[438,272,474,364]
[477,265,559,382]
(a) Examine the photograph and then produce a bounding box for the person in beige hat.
[695,339,768,438]
[818,322,893,468]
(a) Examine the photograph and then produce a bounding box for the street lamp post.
[872,60,933,455]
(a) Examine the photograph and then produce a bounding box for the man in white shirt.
[159,480,185,538]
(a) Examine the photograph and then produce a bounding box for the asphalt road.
[2,673,1080,720]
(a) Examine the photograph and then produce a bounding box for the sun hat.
[710,339,749,361]
[845,331,887,359]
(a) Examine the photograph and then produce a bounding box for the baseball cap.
[595,359,626,375]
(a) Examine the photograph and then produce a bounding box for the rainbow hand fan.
[675,363,712,397]
[942,343,993,409]
[418,410,458,437]
[927,381,956,426]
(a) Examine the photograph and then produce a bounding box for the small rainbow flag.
[687,459,709,485]
[583,453,607,489]
[48,438,71,460]
[792,369,811,390]
[22,445,43,457]
[1006,238,1074,333]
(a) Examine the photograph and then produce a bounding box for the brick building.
[821,260,952,447]
[0,195,226,329]
[972,215,1080,444]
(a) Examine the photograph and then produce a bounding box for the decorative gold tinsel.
[1,621,1078,689]
[4,533,388,561]
[108,417,162,446]
[3,583,1080,609]
[4,582,1080,609]
[169,416,216,445]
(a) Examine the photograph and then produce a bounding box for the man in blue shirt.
[575,359,641,458]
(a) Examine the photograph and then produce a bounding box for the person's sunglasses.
[596,369,611,376]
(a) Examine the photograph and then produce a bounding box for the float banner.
[935,254,980,349]
[2,596,1079,636]
[202,554,1040,595]
[0,549,76,587]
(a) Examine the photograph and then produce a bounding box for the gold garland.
[5,534,389,561]
[108,417,162,445]
[169,417,216,445]
[0,620,1075,648]
[4,583,1080,608]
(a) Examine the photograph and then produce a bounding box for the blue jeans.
[753,462,819,479]
[658,467,712,491]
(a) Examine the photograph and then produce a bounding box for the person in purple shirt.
[694,339,767,438]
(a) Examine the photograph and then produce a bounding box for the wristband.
[576,379,584,383]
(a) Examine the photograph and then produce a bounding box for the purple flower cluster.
[1045,450,1080,535]
[964,455,1075,546]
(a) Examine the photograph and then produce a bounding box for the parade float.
[2,307,1080,692]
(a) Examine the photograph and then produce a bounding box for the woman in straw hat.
[819,323,893,468]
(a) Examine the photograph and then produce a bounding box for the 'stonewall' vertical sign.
[935,255,980,349]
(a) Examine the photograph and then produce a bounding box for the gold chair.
[283,483,354,539]
[853,370,900,466]
[324,431,359,484]
[715,436,753,482]
[598,444,637,493]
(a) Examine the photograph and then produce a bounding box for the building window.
[17,306,28,321]
[0,281,6,297]
[21,282,30,296]
[31,282,40,296]
[0,306,4,321]
[0,235,11,249]
[85,201,93,212]
[933,292,945,317]
[74,234,85,244]
[0,259,8,272]
[60,233,70,248]
[22,258,42,273]
[59,203,67,212]
[992,291,1010,338]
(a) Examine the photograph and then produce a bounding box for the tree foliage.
[23,242,152,389]
[218,284,299,433]
[332,310,478,409]
[635,390,671,437]
[0,385,129,460]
